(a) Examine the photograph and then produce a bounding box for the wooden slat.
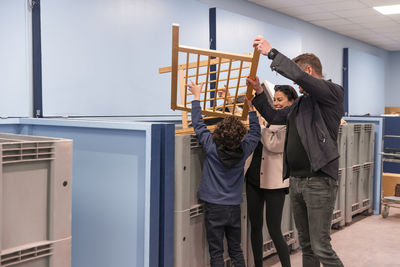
[241,48,260,120]
[203,56,211,110]
[223,60,233,114]
[195,54,200,84]
[171,24,179,110]
[232,60,244,114]
[176,105,243,118]
[184,52,189,108]
[159,57,233,74]
[213,57,222,111]
[178,69,189,128]
[185,72,248,81]
[179,45,253,62]
[186,84,247,95]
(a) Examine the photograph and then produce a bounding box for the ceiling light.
[373,4,400,15]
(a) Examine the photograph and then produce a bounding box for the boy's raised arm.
[188,81,214,152]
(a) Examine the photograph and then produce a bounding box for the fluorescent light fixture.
[373,4,400,15]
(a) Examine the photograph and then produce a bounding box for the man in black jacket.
[247,36,344,267]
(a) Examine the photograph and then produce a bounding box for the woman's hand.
[246,76,263,95]
[218,85,232,104]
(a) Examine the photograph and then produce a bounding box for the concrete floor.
[263,207,400,267]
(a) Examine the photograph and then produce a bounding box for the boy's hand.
[245,96,255,112]
[187,80,204,101]
[246,76,263,95]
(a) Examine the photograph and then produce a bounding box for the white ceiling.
[249,0,400,51]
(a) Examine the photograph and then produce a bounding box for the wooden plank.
[195,54,200,84]
[186,72,248,80]
[171,24,179,110]
[179,45,253,62]
[241,48,260,120]
[175,104,243,119]
[159,57,233,74]
[178,69,189,128]
[184,52,189,108]
[213,57,222,111]
[203,56,211,110]
[186,84,247,95]
[232,60,244,115]
[223,60,233,114]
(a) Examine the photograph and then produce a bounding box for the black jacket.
[252,52,344,180]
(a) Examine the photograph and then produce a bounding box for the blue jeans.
[204,202,245,267]
[290,177,344,267]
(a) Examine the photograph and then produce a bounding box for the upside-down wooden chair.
[159,24,260,134]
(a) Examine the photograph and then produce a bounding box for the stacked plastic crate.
[174,134,248,267]
[0,133,72,267]
[333,125,347,227]
[345,124,375,224]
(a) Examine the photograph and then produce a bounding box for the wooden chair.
[159,24,260,134]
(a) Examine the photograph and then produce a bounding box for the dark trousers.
[204,202,245,267]
[290,177,344,267]
[246,183,291,267]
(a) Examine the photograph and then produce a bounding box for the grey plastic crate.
[345,163,374,224]
[175,134,205,212]
[0,133,72,267]
[360,124,374,164]
[337,125,347,169]
[174,134,247,267]
[346,124,363,167]
[332,168,346,227]
[346,123,375,167]
[246,194,298,267]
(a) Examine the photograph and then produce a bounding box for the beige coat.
[245,123,289,189]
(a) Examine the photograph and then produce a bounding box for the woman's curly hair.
[213,116,247,150]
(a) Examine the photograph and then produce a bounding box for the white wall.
[386,52,400,107]
[40,0,209,116]
[0,0,32,117]
[348,48,385,115]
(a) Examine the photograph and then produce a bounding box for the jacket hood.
[216,145,244,168]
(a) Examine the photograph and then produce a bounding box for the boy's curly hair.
[213,116,247,150]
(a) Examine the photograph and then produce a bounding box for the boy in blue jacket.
[187,80,261,267]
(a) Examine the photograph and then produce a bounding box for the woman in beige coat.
[246,85,298,267]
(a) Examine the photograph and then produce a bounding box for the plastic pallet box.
[246,194,298,267]
[360,124,374,164]
[345,163,373,224]
[337,125,347,169]
[346,124,363,167]
[174,134,248,267]
[332,168,346,227]
[0,133,72,267]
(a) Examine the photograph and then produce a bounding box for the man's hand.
[253,35,272,56]
[187,80,204,101]
[246,76,263,95]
